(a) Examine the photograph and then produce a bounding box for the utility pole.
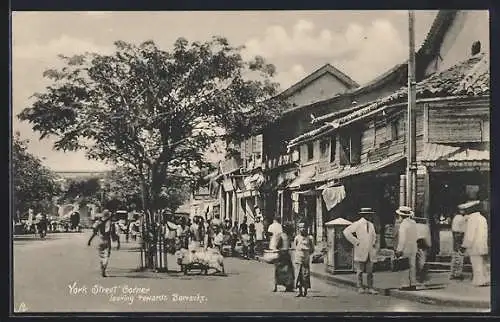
[406,10,417,211]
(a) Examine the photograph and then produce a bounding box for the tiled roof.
[312,153,405,183]
[311,11,459,126]
[288,53,489,148]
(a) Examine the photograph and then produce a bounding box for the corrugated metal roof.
[419,144,489,162]
[447,149,489,161]
[417,143,461,162]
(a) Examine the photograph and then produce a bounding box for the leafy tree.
[18,37,287,222]
[101,167,191,213]
[12,132,61,216]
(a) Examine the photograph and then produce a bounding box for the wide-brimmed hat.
[396,206,414,217]
[359,207,375,215]
[458,200,480,211]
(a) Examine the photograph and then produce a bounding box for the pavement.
[13,232,489,313]
[309,265,490,309]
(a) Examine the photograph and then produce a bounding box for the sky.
[11,10,439,172]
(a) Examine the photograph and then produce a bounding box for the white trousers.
[400,253,417,287]
[470,255,489,286]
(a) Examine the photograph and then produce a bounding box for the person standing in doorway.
[343,208,379,294]
[294,222,314,297]
[394,206,419,290]
[87,209,121,277]
[450,206,467,280]
[460,200,490,287]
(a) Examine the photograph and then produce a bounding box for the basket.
[262,249,279,264]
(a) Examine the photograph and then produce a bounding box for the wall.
[286,73,351,107]
[425,10,490,76]
[427,98,490,143]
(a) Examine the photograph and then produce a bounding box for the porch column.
[416,165,436,258]
[316,193,323,247]
[399,174,406,208]
[225,191,231,221]
[232,191,237,224]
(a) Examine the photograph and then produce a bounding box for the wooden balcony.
[263,151,299,171]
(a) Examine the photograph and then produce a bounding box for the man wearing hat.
[459,200,489,287]
[395,206,419,290]
[343,208,379,294]
[87,209,121,277]
[254,207,265,256]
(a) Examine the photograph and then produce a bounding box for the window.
[320,140,329,158]
[307,143,314,161]
[390,120,399,141]
[340,131,361,165]
[330,136,337,162]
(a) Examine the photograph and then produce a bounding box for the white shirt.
[267,222,282,235]
[255,221,264,240]
[451,214,466,233]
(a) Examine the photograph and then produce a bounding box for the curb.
[310,270,490,309]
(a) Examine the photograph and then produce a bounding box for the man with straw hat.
[459,200,489,287]
[343,208,378,294]
[395,206,419,290]
[88,209,120,277]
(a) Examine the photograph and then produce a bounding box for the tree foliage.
[102,167,191,213]
[18,37,287,215]
[12,132,61,214]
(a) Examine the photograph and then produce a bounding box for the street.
[13,232,486,313]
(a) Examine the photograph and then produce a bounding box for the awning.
[316,153,405,182]
[417,143,461,162]
[287,166,316,190]
[419,143,489,168]
[243,173,265,190]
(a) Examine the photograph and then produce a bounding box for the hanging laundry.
[322,185,346,211]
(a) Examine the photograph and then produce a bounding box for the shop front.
[313,154,406,251]
[421,151,489,256]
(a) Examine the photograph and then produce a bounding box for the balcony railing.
[263,151,299,170]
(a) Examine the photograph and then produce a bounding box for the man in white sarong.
[460,200,489,287]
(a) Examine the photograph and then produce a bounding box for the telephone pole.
[406,10,417,210]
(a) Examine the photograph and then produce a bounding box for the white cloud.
[274,64,307,89]
[243,18,408,85]
[13,34,113,61]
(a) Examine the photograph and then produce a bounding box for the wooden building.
[288,50,489,257]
